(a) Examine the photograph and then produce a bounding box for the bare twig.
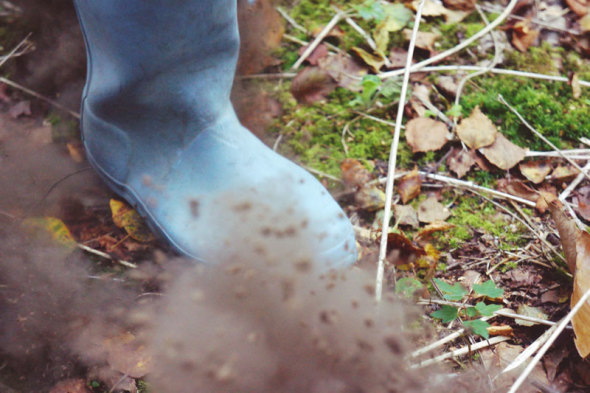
[507,288,590,393]
[498,94,590,182]
[559,161,590,202]
[276,6,306,32]
[291,10,344,70]
[501,323,558,374]
[378,0,519,80]
[77,243,138,269]
[375,0,425,301]
[412,336,511,368]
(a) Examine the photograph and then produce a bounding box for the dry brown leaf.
[341,158,372,188]
[414,220,455,244]
[575,186,590,221]
[572,230,590,357]
[298,43,329,66]
[497,178,538,202]
[552,164,581,181]
[318,53,366,92]
[519,160,552,184]
[398,168,422,204]
[480,134,526,170]
[394,204,419,228]
[548,200,578,273]
[566,0,589,16]
[405,117,450,153]
[536,190,557,214]
[435,75,459,97]
[511,19,540,52]
[105,332,153,378]
[412,0,447,16]
[488,325,514,337]
[351,47,386,72]
[290,66,336,104]
[443,0,476,10]
[402,29,440,52]
[447,148,476,178]
[386,231,426,266]
[388,48,410,68]
[417,196,451,223]
[581,13,590,32]
[456,106,498,149]
[49,379,91,393]
[355,186,386,211]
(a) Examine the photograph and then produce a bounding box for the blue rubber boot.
[73,0,357,270]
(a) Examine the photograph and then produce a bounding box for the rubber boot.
[74,0,357,270]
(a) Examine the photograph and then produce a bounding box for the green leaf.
[463,319,491,339]
[433,278,468,301]
[474,301,502,317]
[380,77,402,98]
[473,280,504,299]
[431,305,458,323]
[446,104,463,118]
[465,307,478,318]
[423,109,436,118]
[395,277,424,298]
[354,0,386,21]
[374,3,412,52]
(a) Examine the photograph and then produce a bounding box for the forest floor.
[0,0,589,392]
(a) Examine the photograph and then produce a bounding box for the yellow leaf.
[351,47,385,72]
[109,199,155,243]
[22,217,77,250]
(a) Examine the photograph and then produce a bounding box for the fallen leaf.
[480,133,526,170]
[8,100,31,118]
[405,117,450,153]
[374,3,413,53]
[580,13,590,32]
[572,230,590,357]
[341,158,372,188]
[398,168,422,204]
[386,231,426,266]
[418,196,451,223]
[443,0,476,10]
[412,0,448,16]
[566,0,589,16]
[110,199,156,243]
[414,220,455,244]
[447,148,476,178]
[456,106,498,149]
[497,178,538,202]
[435,75,459,97]
[22,217,77,250]
[519,160,552,183]
[402,29,440,52]
[536,190,557,214]
[394,204,419,228]
[355,186,386,211]
[551,164,580,181]
[351,47,386,72]
[105,332,153,378]
[388,48,410,68]
[291,66,336,104]
[571,72,582,99]
[511,19,540,52]
[548,200,579,273]
[515,304,548,326]
[488,324,513,336]
[298,43,329,66]
[575,186,590,221]
[318,53,367,92]
[49,379,90,393]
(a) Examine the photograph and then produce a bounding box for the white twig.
[507,288,590,393]
[301,165,343,183]
[375,0,425,301]
[559,161,590,202]
[501,322,558,374]
[238,72,297,80]
[412,336,510,368]
[0,34,31,70]
[0,77,80,119]
[378,0,519,79]
[498,94,590,182]
[276,6,306,32]
[77,243,138,269]
[291,11,344,70]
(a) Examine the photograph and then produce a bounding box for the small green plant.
[430,278,503,339]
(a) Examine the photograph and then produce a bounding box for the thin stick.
[498,94,590,182]
[77,243,138,269]
[276,6,306,32]
[375,0,425,301]
[378,0,519,80]
[527,149,590,157]
[0,77,80,119]
[501,322,558,374]
[412,336,510,368]
[559,161,590,202]
[478,3,577,35]
[238,72,297,80]
[0,34,32,70]
[507,288,590,393]
[291,11,344,70]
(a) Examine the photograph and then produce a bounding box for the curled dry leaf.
[414,220,455,244]
[402,29,440,52]
[318,53,366,92]
[480,134,526,170]
[575,186,590,221]
[386,231,426,266]
[511,19,540,52]
[394,204,419,228]
[456,106,498,149]
[398,168,422,204]
[341,158,372,189]
[290,66,336,104]
[110,199,156,242]
[551,164,581,181]
[497,178,538,202]
[519,160,552,184]
[418,196,451,223]
[351,47,386,72]
[536,190,557,214]
[566,0,589,17]
[572,230,590,357]
[447,148,476,178]
[405,117,450,153]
